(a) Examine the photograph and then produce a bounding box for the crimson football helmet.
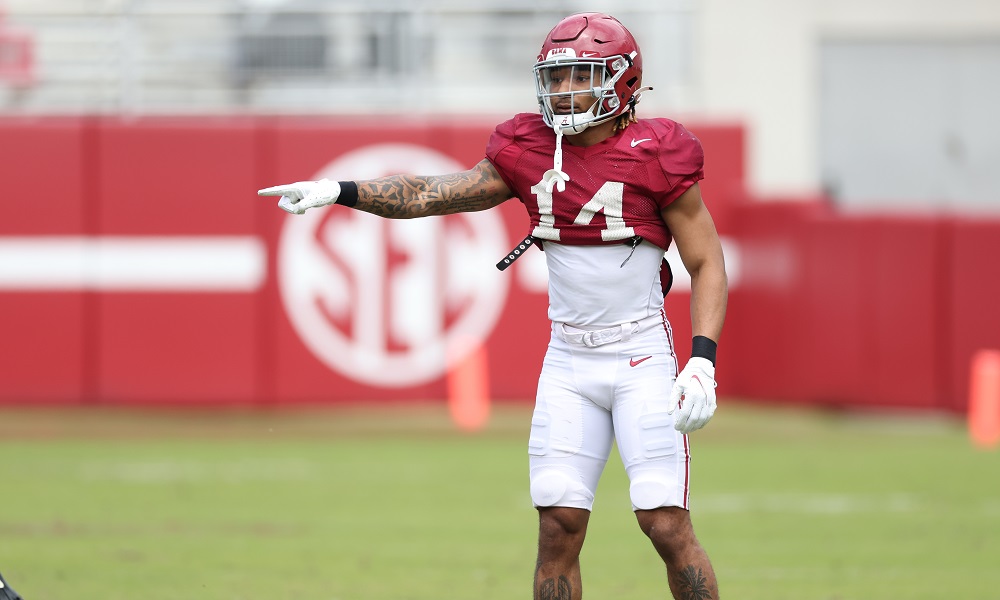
[534,13,646,135]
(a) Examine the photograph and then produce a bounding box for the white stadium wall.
[697,0,1000,204]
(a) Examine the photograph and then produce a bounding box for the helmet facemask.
[534,53,636,135]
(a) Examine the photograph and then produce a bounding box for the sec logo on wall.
[278,144,511,388]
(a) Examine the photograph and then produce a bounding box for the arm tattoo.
[536,575,572,600]
[673,565,715,600]
[353,160,509,218]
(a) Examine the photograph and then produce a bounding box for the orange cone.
[447,341,491,433]
[969,349,1000,449]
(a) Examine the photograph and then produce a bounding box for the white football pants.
[528,310,691,512]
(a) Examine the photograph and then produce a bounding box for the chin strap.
[541,124,571,193]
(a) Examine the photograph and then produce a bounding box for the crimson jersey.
[485,113,704,251]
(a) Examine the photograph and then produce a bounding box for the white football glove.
[258,178,341,214]
[667,357,717,434]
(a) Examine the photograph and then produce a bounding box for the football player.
[260,12,727,600]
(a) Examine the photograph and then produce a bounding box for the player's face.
[539,64,603,115]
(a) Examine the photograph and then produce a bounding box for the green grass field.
[1,402,998,600]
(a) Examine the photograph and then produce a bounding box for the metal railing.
[0,0,698,115]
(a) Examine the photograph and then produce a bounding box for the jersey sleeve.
[484,116,522,196]
[649,120,705,208]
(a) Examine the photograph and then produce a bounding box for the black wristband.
[691,335,717,366]
[336,181,358,207]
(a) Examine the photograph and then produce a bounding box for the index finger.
[258,185,295,196]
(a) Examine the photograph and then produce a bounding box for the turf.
[0,402,997,599]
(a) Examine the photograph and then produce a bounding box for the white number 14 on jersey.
[530,179,636,242]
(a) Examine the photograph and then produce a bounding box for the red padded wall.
[867,217,945,409]
[94,118,261,405]
[947,219,1000,412]
[0,118,89,404]
[723,206,965,411]
[798,216,881,404]
[724,200,830,402]
[2,116,993,412]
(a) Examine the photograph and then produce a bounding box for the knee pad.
[629,476,675,511]
[530,470,578,508]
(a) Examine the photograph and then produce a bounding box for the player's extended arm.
[258,159,512,217]
[661,183,729,433]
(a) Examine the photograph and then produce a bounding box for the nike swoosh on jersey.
[630,138,652,148]
[630,356,653,367]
